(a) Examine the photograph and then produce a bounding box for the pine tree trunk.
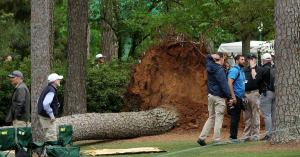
[87,24,91,58]
[100,0,119,61]
[64,0,88,115]
[272,0,300,143]
[242,33,251,56]
[56,108,178,141]
[31,0,53,141]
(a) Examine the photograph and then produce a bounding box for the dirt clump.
[126,39,231,130]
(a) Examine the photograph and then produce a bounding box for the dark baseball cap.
[247,53,257,59]
[8,70,23,78]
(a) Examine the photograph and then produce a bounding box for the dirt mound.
[126,39,231,130]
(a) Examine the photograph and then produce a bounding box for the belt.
[245,89,258,94]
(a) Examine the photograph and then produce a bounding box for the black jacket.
[256,62,273,94]
[244,66,259,91]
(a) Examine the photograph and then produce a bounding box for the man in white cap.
[6,70,30,127]
[95,53,106,65]
[37,73,63,141]
[255,53,275,141]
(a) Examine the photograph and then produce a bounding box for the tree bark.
[87,23,91,58]
[272,0,300,143]
[241,33,251,56]
[64,0,88,115]
[56,108,178,141]
[100,0,119,61]
[31,0,54,141]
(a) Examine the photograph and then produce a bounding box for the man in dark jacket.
[38,73,63,141]
[255,53,274,141]
[197,53,232,146]
[6,70,30,127]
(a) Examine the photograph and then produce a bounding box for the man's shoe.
[260,135,271,141]
[228,138,240,144]
[197,139,206,146]
[251,136,259,141]
[211,140,223,146]
[240,137,251,142]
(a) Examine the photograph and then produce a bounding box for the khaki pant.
[242,90,260,140]
[13,120,28,127]
[199,94,226,141]
[39,115,58,141]
[13,120,30,143]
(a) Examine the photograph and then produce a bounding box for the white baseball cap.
[95,53,105,59]
[261,53,272,61]
[48,73,63,82]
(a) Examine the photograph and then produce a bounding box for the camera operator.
[197,53,232,146]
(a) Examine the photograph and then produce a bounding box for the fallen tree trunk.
[56,107,178,141]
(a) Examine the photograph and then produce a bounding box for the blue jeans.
[260,90,275,136]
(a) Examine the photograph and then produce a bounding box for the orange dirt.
[126,39,232,130]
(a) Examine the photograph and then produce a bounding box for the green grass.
[79,139,300,157]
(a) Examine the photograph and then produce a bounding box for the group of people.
[197,52,275,145]
[6,71,63,141]
[5,51,274,144]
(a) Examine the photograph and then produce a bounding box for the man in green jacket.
[5,70,30,127]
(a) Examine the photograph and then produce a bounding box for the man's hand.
[249,59,256,68]
[211,54,219,59]
[227,99,233,106]
[243,97,249,104]
[232,97,237,105]
[50,118,55,123]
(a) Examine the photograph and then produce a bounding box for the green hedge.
[87,59,135,113]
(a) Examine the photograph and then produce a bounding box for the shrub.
[87,59,136,113]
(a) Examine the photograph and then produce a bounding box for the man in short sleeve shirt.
[227,55,246,141]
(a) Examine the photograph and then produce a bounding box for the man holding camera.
[241,54,261,141]
[197,53,232,146]
[227,55,246,143]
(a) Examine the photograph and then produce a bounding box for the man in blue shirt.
[227,55,246,141]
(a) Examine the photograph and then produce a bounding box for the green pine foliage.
[0,11,30,58]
